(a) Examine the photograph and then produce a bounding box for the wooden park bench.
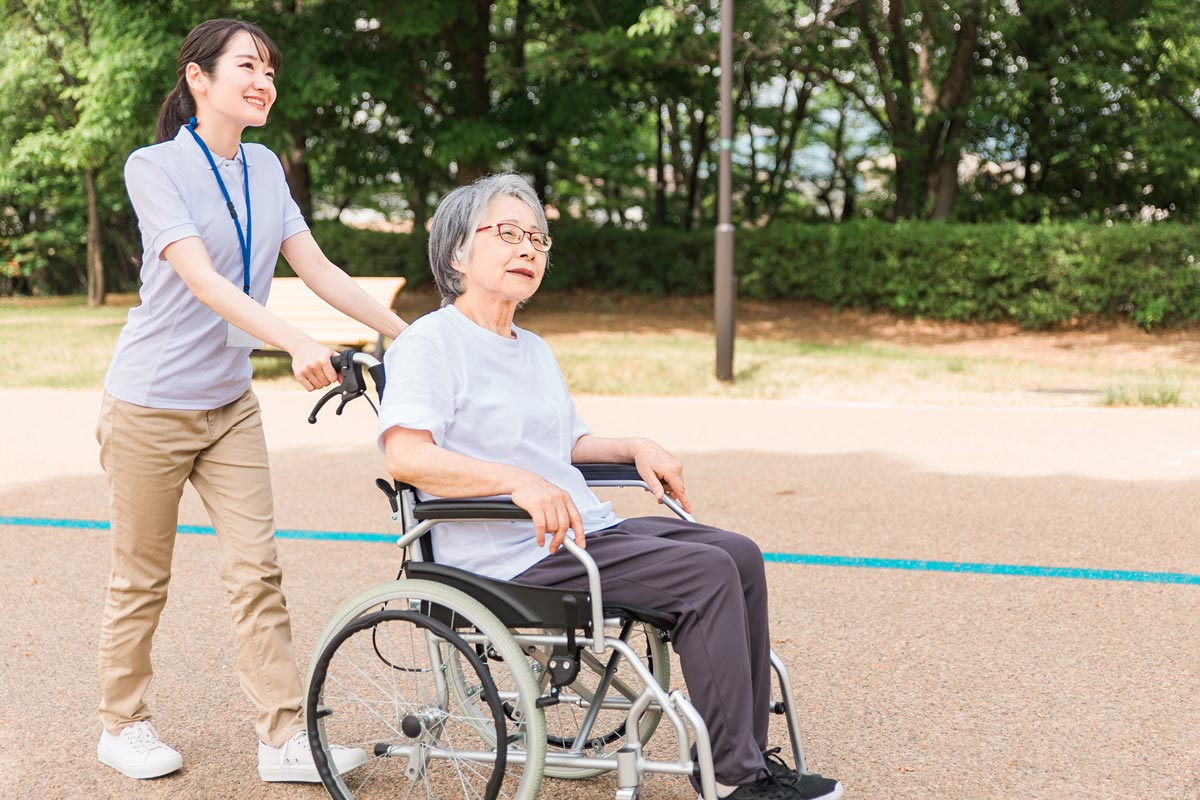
[261,275,406,357]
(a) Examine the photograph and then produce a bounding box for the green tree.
[821,0,985,220]
[1,0,163,301]
[961,0,1200,222]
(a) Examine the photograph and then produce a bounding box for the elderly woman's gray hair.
[427,173,549,305]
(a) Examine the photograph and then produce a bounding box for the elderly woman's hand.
[632,439,692,513]
[511,471,586,554]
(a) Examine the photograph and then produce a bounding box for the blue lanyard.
[186,117,253,296]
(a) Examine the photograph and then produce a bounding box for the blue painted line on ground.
[761,552,1200,585]
[3,515,1197,585]
[0,516,397,544]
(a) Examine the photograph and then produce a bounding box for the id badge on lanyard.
[186,117,264,349]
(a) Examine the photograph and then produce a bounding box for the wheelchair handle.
[308,349,386,424]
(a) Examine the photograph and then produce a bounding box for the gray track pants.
[514,516,772,786]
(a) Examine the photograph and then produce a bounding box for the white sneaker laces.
[284,731,312,763]
[124,722,164,755]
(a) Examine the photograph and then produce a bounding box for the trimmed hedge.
[276,220,430,284]
[299,220,1200,329]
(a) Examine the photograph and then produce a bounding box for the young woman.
[95,19,404,783]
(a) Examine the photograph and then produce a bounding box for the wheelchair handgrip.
[367,362,386,400]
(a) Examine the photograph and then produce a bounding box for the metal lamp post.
[714,0,735,381]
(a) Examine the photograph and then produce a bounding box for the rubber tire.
[305,579,546,800]
[307,608,508,798]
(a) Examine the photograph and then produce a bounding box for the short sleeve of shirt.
[565,386,591,446]
[268,149,308,242]
[124,152,199,258]
[539,338,590,446]
[377,332,457,449]
[281,192,307,242]
[569,404,591,446]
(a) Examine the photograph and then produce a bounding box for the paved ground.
[0,387,1197,799]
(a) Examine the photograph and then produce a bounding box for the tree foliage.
[2,0,1198,297]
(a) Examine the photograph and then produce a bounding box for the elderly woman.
[377,173,842,800]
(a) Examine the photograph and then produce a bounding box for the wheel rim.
[308,609,508,799]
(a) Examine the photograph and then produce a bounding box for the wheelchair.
[303,351,812,800]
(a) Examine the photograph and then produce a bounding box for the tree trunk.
[655,103,666,225]
[685,109,708,230]
[85,167,105,306]
[528,138,553,202]
[927,156,959,220]
[443,0,493,183]
[892,152,923,220]
[409,174,430,240]
[666,99,687,216]
[919,7,979,220]
[840,182,857,222]
[281,121,313,221]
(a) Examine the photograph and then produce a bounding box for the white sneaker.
[258,729,370,783]
[97,720,183,779]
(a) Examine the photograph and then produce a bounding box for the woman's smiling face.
[190,30,278,129]
[457,195,549,306]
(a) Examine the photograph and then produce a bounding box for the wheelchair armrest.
[409,498,608,654]
[577,462,697,524]
[576,462,644,485]
[412,499,531,521]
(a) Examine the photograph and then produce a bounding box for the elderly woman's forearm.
[570,434,644,464]
[386,437,527,498]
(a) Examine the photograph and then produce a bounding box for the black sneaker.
[762,747,844,800]
[723,775,808,800]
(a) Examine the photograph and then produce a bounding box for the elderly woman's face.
[456,196,548,305]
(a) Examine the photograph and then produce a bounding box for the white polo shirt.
[377,306,622,580]
[105,125,308,409]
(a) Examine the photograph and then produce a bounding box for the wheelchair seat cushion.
[405,561,676,632]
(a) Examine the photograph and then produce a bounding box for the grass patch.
[3,293,1197,407]
[249,356,296,382]
[552,332,997,399]
[0,297,130,389]
[1101,374,1186,407]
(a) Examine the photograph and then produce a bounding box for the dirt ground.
[392,285,1200,372]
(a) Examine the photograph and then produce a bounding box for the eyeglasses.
[475,222,553,253]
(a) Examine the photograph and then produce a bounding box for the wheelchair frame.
[302,351,810,800]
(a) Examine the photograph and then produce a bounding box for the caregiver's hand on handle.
[288,338,339,392]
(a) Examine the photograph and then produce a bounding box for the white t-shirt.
[377,305,621,580]
[105,125,309,410]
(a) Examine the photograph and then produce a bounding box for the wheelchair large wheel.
[467,620,671,780]
[306,581,546,800]
[307,609,507,798]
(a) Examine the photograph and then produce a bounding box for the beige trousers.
[96,389,303,747]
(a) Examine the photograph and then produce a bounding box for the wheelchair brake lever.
[310,349,373,424]
[307,385,342,424]
[375,478,400,514]
[335,393,359,416]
